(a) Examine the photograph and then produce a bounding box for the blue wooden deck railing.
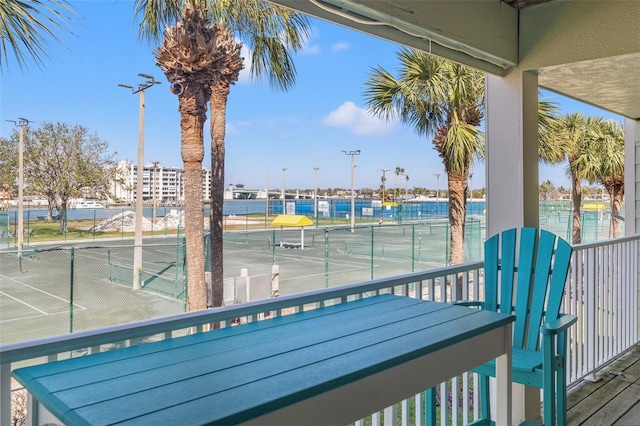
[1,235,638,425]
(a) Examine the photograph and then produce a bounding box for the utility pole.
[342,150,361,232]
[434,172,441,215]
[313,166,321,226]
[281,167,288,214]
[6,118,31,257]
[118,73,160,290]
[379,168,390,203]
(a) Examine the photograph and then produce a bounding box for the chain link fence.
[0,245,186,345]
[0,206,619,346]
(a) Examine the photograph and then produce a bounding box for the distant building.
[111,161,211,204]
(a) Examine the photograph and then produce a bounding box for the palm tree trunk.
[209,81,229,307]
[571,174,582,244]
[179,90,207,312]
[606,180,624,238]
[448,172,467,265]
[448,171,467,300]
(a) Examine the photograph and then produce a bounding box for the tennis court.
[0,212,613,345]
[0,246,185,344]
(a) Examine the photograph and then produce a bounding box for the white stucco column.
[624,118,639,236]
[485,68,540,424]
[485,69,539,237]
[624,118,640,340]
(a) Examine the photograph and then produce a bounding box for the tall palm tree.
[136,0,310,309]
[574,118,625,238]
[152,5,221,311]
[0,0,76,70]
[364,48,484,269]
[546,113,603,244]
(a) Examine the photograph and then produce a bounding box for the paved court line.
[0,309,82,324]
[0,274,87,311]
[0,291,48,314]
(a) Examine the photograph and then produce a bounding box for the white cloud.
[331,41,349,53]
[322,101,395,135]
[302,44,321,55]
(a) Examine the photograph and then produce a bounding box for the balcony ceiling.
[267,0,640,120]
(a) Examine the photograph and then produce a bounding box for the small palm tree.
[574,118,625,238]
[364,48,484,270]
[394,166,404,201]
[404,173,410,197]
[0,0,76,70]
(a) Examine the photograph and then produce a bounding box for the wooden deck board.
[568,349,640,426]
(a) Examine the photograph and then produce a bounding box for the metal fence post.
[370,225,374,280]
[70,247,74,333]
[325,229,329,288]
[412,224,415,272]
[272,229,276,264]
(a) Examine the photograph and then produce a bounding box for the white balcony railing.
[1,236,638,425]
[566,235,639,384]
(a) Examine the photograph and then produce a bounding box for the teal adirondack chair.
[428,227,577,426]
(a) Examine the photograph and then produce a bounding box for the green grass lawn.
[7,219,179,243]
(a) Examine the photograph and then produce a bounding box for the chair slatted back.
[484,227,573,351]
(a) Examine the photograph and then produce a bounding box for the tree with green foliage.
[393,166,404,201]
[135,0,310,310]
[0,122,116,232]
[364,48,484,270]
[573,118,625,238]
[542,113,604,244]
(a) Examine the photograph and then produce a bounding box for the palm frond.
[441,112,484,174]
[0,0,76,70]
[136,0,309,91]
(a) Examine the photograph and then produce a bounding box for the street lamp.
[6,118,30,256]
[378,168,390,203]
[119,73,160,290]
[313,167,321,226]
[281,167,288,214]
[342,150,361,232]
[434,173,441,215]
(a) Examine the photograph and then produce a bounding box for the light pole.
[313,167,320,226]
[265,171,270,223]
[6,118,30,255]
[119,73,160,290]
[469,172,473,201]
[434,173,441,215]
[281,167,288,214]
[378,168,390,203]
[343,150,361,232]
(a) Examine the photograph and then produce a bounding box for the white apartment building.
[112,160,212,205]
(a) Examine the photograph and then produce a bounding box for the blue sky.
[1,1,622,192]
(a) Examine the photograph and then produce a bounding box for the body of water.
[3,199,489,222]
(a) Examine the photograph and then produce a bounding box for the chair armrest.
[540,314,577,335]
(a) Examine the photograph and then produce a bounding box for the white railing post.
[586,246,597,378]
[4,241,640,426]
